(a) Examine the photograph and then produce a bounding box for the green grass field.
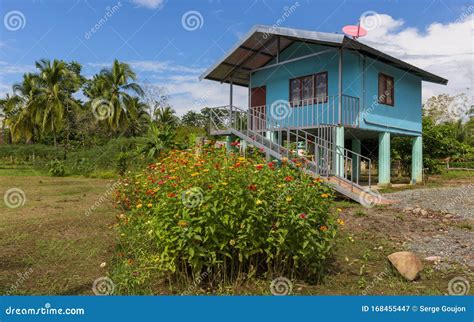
[0,169,472,295]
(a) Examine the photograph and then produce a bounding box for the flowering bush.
[113,145,339,293]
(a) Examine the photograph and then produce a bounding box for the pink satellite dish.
[342,24,367,39]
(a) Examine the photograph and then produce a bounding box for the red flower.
[299,213,307,219]
[259,147,264,152]
[284,176,293,182]
[167,192,177,198]
[230,141,240,147]
[255,164,264,170]
[248,184,257,191]
[158,180,166,185]
[267,161,275,168]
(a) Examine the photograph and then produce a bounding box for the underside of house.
[200,25,448,204]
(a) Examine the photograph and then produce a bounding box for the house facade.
[201,25,447,202]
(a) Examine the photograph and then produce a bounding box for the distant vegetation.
[0,59,212,176]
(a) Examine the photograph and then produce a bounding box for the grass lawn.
[0,169,471,295]
[0,170,117,295]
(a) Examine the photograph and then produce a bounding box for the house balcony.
[249,94,360,132]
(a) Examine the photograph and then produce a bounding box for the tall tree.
[155,106,179,128]
[91,59,144,131]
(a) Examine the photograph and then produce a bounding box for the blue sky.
[0,0,472,114]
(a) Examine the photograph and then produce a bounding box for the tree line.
[0,59,213,155]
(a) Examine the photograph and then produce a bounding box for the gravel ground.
[382,184,474,269]
[384,184,474,219]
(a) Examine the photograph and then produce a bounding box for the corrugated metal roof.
[199,25,448,87]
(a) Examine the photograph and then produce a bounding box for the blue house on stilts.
[200,25,448,204]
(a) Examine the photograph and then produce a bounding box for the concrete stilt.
[411,136,423,184]
[335,126,345,176]
[378,132,391,186]
[351,139,361,182]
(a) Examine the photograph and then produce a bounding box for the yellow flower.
[337,208,342,212]
[203,169,209,172]
[221,182,228,186]
[136,203,143,209]
[277,184,285,188]
[238,157,246,162]
[337,218,345,225]
[256,199,263,205]
[286,196,293,202]
[191,172,199,177]
[147,203,153,208]
[177,220,188,227]
[321,193,329,198]
[229,239,236,246]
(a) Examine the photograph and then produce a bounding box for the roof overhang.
[199,25,448,87]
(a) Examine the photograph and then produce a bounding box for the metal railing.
[248,94,360,131]
[209,104,372,189]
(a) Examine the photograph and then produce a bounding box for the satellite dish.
[342,23,367,39]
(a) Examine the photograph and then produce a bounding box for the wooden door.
[250,86,266,131]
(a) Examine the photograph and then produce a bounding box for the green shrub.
[48,159,65,177]
[112,146,339,294]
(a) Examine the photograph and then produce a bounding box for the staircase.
[209,105,392,205]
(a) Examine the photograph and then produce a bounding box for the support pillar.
[351,139,361,182]
[334,126,345,176]
[378,132,391,186]
[411,136,423,184]
[265,131,278,161]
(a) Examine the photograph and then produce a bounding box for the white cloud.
[359,12,474,101]
[130,0,165,10]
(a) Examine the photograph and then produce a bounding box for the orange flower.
[255,164,264,170]
[248,184,257,191]
[284,176,293,182]
[168,192,177,198]
[321,193,329,198]
[319,225,328,231]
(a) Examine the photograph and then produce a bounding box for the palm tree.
[0,94,22,143]
[28,59,82,147]
[154,106,179,128]
[124,96,151,136]
[91,59,144,131]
